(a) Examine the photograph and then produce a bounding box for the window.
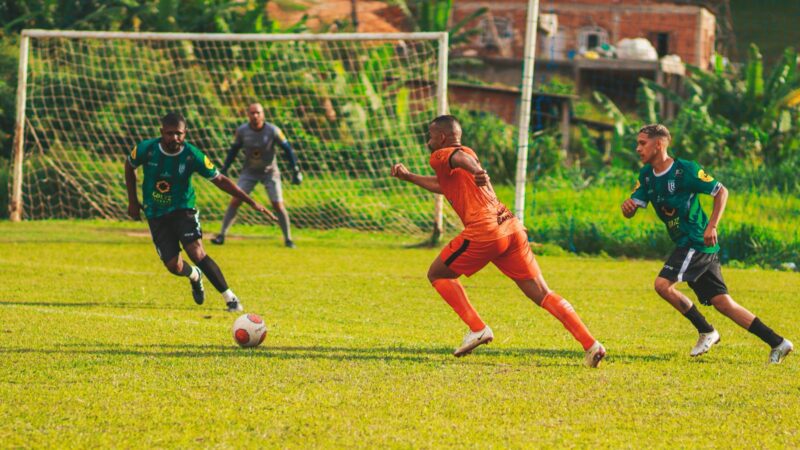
[648,32,671,57]
[578,26,608,53]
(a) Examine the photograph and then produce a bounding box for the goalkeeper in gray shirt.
[211,103,303,247]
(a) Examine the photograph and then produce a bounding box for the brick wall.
[453,0,715,68]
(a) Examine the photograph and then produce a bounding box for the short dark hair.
[430,115,460,129]
[161,112,187,128]
[638,124,671,142]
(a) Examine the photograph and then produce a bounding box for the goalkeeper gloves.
[291,166,303,185]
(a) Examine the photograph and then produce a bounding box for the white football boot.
[769,339,793,364]
[690,329,720,357]
[453,326,494,357]
[584,341,606,368]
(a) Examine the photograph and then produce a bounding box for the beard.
[165,141,182,153]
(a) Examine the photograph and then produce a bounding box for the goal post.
[10,29,450,238]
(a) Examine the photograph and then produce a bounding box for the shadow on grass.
[0,342,673,365]
[0,300,201,311]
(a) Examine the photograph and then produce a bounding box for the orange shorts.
[439,230,540,280]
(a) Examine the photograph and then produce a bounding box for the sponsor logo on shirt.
[204,156,215,170]
[698,169,714,182]
[130,146,137,160]
[661,206,676,217]
[156,180,171,193]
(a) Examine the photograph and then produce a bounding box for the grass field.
[1,221,798,448]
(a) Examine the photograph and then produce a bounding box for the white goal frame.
[10,29,449,239]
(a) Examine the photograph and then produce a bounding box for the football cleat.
[584,341,606,368]
[285,239,296,249]
[690,329,720,357]
[769,338,793,364]
[190,268,205,305]
[211,234,225,245]
[226,298,244,313]
[453,325,494,357]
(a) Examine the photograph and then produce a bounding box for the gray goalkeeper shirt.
[232,122,288,175]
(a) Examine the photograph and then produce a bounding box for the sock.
[188,266,200,282]
[175,262,193,277]
[683,305,715,334]
[748,317,784,348]
[222,289,237,303]
[219,204,238,236]
[197,256,229,293]
[431,279,485,332]
[540,291,596,351]
[276,208,292,242]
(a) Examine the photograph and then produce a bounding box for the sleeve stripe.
[710,182,723,197]
[632,198,648,208]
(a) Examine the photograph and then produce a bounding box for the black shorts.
[659,247,728,305]
[147,209,203,262]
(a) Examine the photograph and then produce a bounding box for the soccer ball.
[232,313,267,348]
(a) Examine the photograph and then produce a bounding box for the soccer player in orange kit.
[391,115,606,367]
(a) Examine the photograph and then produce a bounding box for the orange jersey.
[429,146,524,241]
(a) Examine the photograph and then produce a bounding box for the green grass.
[1,221,799,447]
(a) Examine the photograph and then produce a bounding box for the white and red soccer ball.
[232,313,267,348]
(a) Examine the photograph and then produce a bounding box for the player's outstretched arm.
[704,185,728,247]
[220,140,243,175]
[391,163,442,194]
[449,150,489,186]
[124,160,142,220]
[211,175,277,220]
[621,199,639,219]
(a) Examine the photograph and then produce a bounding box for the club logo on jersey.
[698,169,714,182]
[178,163,186,175]
[661,206,676,217]
[667,180,676,193]
[204,156,214,170]
[156,180,171,193]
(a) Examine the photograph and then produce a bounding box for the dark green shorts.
[147,209,202,262]
[659,247,728,305]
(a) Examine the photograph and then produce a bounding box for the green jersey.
[127,138,219,219]
[631,158,722,253]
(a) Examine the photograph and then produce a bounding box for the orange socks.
[432,279,485,332]
[540,291,596,351]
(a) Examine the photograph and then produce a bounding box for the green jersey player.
[124,112,274,312]
[621,124,792,363]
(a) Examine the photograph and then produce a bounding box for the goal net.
[11,30,452,236]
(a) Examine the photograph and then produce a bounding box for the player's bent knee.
[164,259,182,275]
[654,278,673,296]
